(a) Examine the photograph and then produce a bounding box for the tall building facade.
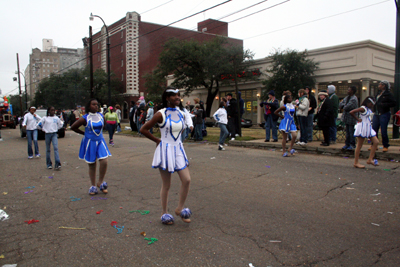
[26,39,86,99]
[87,12,243,118]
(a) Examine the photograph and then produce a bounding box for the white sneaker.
[218,145,225,151]
[0,138,3,141]
[300,142,306,146]
[231,138,235,141]
[235,134,239,137]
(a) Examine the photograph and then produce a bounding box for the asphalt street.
[0,128,399,267]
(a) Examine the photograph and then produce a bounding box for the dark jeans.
[228,117,236,138]
[218,123,229,145]
[329,118,337,142]
[306,113,314,141]
[372,112,391,148]
[45,133,60,167]
[265,115,277,140]
[345,124,356,147]
[321,126,330,145]
[298,116,308,143]
[26,129,39,156]
[107,123,116,141]
[194,124,203,141]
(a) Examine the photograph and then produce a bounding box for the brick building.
[26,39,86,100]
[87,12,242,118]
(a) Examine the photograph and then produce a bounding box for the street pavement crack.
[318,182,351,200]
[294,249,349,266]
[373,246,400,265]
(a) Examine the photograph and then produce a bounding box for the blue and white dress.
[354,106,376,138]
[152,107,189,173]
[79,112,111,163]
[279,103,297,133]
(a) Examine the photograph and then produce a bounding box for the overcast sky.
[0,0,396,96]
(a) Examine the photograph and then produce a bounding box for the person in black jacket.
[129,101,137,131]
[305,86,317,142]
[260,90,279,142]
[226,93,238,140]
[315,91,335,146]
[371,80,397,152]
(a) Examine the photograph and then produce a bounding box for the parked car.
[20,109,65,139]
[241,118,253,128]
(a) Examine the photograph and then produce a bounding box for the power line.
[244,0,390,40]
[228,0,290,24]
[218,0,270,21]
[140,0,175,14]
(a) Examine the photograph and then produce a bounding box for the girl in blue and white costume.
[274,94,298,157]
[140,87,192,225]
[71,99,111,195]
[350,96,379,168]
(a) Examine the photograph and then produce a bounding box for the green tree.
[8,92,30,116]
[33,66,123,109]
[262,49,319,100]
[144,37,254,116]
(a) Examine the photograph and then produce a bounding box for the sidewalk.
[229,138,400,161]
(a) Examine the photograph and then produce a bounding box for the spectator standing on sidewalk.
[226,93,238,140]
[295,89,310,146]
[328,85,339,144]
[22,106,41,159]
[146,101,155,134]
[129,101,136,131]
[305,86,317,142]
[316,91,335,146]
[115,104,122,132]
[193,104,203,141]
[371,80,397,152]
[339,86,358,150]
[213,101,229,150]
[260,90,279,142]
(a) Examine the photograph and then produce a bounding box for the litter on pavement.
[0,209,9,221]
[96,210,103,214]
[140,232,146,236]
[111,221,124,234]
[144,237,158,245]
[25,219,39,224]
[24,190,33,194]
[371,223,380,227]
[70,196,81,201]
[25,186,35,189]
[129,210,150,215]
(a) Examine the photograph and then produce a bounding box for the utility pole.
[16,53,23,115]
[89,26,94,98]
[394,0,400,139]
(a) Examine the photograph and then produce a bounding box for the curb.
[229,140,400,161]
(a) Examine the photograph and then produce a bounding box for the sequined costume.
[152,108,189,173]
[79,112,111,163]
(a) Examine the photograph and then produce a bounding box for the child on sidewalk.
[350,96,379,169]
[37,106,64,169]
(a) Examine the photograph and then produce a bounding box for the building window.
[121,74,124,81]
[121,45,123,53]
[98,55,100,62]
[98,43,100,49]
[121,59,123,67]
[121,31,123,38]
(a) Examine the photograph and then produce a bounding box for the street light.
[90,12,111,106]
[15,71,28,110]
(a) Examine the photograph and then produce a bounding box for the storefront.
[219,89,258,122]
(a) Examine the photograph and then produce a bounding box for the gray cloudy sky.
[0,0,396,96]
